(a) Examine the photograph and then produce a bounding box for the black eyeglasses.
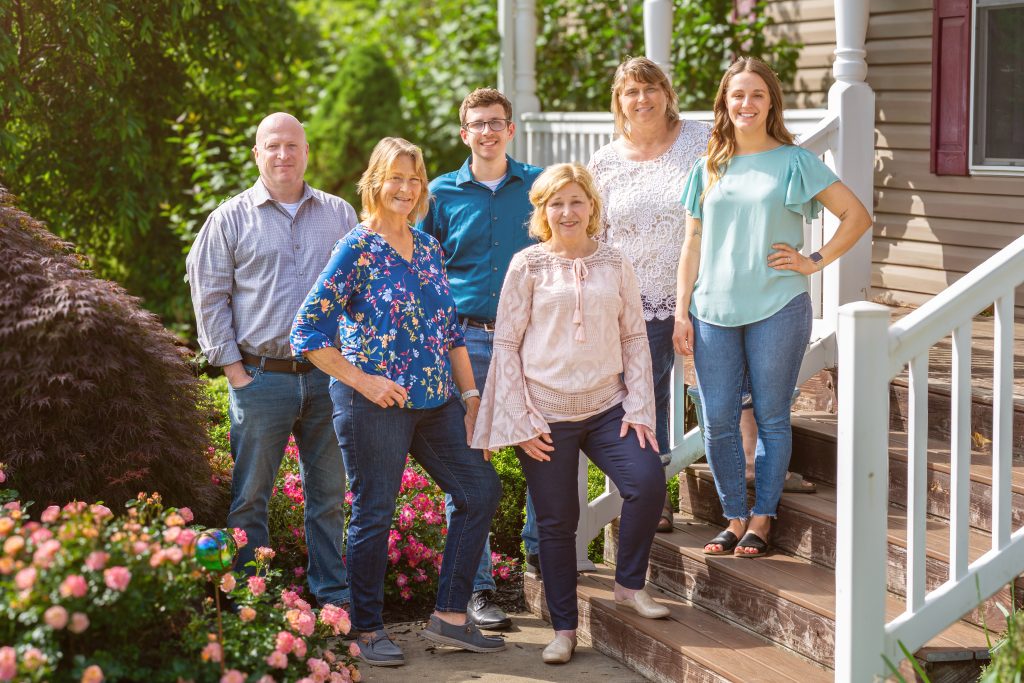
[461,119,511,133]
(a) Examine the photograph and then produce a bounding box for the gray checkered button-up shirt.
[186,179,357,367]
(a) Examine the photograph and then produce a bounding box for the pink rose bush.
[0,489,359,682]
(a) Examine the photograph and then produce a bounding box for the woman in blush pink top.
[473,163,669,666]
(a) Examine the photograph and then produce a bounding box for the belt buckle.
[291,360,298,373]
[482,321,495,332]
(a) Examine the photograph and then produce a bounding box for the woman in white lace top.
[588,56,711,530]
[473,163,669,665]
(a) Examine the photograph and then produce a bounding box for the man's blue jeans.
[227,363,349,606]
[332,383,501,633]
[692,293,812,520]
[444,324,539,593]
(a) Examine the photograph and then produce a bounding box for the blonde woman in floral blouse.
[473,163,669,666]
[290,137,504,667]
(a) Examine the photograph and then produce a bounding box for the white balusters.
[950,323,972,581]
[992,293,1015,550]
[906,353,929,612]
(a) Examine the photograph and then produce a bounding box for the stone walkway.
[361,613,646,682]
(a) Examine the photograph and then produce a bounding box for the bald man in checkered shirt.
[187,113,356,609]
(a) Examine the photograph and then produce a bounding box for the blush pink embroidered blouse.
[472,241,656,450]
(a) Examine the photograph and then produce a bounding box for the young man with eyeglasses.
[418,88,542,631]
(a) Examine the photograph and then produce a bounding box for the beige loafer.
[541,634,576,664]
[615,589,670,619]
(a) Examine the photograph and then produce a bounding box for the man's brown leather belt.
[460,316,496,332]
[240,352,314,374]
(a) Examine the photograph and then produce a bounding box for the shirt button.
[492,216,498,221]
[491,293,496,297]
[493,241,499,246]
[492,267,498,271]
[294,245,300,250]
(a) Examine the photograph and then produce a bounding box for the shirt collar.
[251,178,317,206]
[455,155,525,188]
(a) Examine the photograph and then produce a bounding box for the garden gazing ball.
[192,529,237,572]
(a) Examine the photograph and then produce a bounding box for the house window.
[971,0,1024,171]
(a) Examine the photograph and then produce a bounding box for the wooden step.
[524,566,833,683]
[791,412,1024,534]
[679,466,1021,631]
[605,517,991,672]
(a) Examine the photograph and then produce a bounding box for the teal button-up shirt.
[418,155,543,321]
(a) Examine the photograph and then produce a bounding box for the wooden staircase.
[524,329,1024,681]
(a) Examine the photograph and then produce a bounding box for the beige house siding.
[764,0,1024,317]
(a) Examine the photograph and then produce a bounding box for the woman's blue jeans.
[332,383,502,633]
[645,316,676,462]
[692,293,812,520]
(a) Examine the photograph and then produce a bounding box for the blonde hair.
[527,163,603,242]
[702,57,794,203]
[610,57,680,140]
[356,137,430,223]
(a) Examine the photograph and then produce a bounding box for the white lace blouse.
[471,242,655,450]
[588,120,712,321]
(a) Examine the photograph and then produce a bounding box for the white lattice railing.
[836,234,1024,679]
[520,109,850,569]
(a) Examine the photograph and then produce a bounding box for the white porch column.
[512,0,540,160]
[497,0,515,105]
[823,0,875,324]
[643,0,674,77]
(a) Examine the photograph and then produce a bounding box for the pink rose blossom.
[265,650,288,669]
[295,679,314,683]
[84,551,109,571]
[247,576,266,596]
[14,567,36,590]
[90,505,112,520]
[330,672,349,683]
[32,539,61,568]
[164,546,183,564]
[255,546,276,562]
[60,574,88,598]
[292,638,307,658]
[149,550,166,567]
[275,630,295,653]
[164,513,184,527]
[0,469,5,484]
[286,608,315,636]
[307,658,330,679]
[29,528,53,544]
[63,501,86,514]
[132,540,148,555]
[0,646,15,681]
[2,502,19,512]
[319,604,351,635]
[162,526,181,543]
[348,642,361,658]
[44,605,69,629]
[220,573,236,592]
[201,642,222,663]
[176,527,196,549]
[293,566,305,577]
[257,677,275,683]
[22,647,45,671]
[0,518,13,537]
[103,566,132,591]
[69,612,90,633]
[40,505,61,523]
[178,507,194,523]
[80,664,104,683]
[239,607,256,622]
[232,528,248,548]
[220,670,245,683]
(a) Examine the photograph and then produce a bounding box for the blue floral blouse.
[290,224,465,409]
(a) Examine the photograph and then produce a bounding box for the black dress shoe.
[467,589,512,630]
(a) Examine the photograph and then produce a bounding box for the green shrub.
[306,44,404,206]
[0,189,225,524]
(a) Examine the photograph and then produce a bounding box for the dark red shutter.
[930,0,972,175]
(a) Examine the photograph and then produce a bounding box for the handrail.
[836,235,1024,678]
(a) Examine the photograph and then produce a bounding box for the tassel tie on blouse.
[571,257,588,343]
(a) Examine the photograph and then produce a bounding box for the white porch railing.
[522,109,850,569]
[836,234,1024,679]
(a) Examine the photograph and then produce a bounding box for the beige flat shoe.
[541,634,576,664]
[615,589,670,619]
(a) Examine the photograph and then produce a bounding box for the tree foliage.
[0,188,225,523]
[306,45,403,205]
[0,0,319,330]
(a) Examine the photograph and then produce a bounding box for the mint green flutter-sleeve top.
[680,145,840,327]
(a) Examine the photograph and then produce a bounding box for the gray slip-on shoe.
[420,614,506,653]
[354,629,405,666]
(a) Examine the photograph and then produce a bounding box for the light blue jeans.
[692,293,812,520]
[445,323,539,593]
[227,362,349,606]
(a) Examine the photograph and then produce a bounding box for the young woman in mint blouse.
[673,58,871,558]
